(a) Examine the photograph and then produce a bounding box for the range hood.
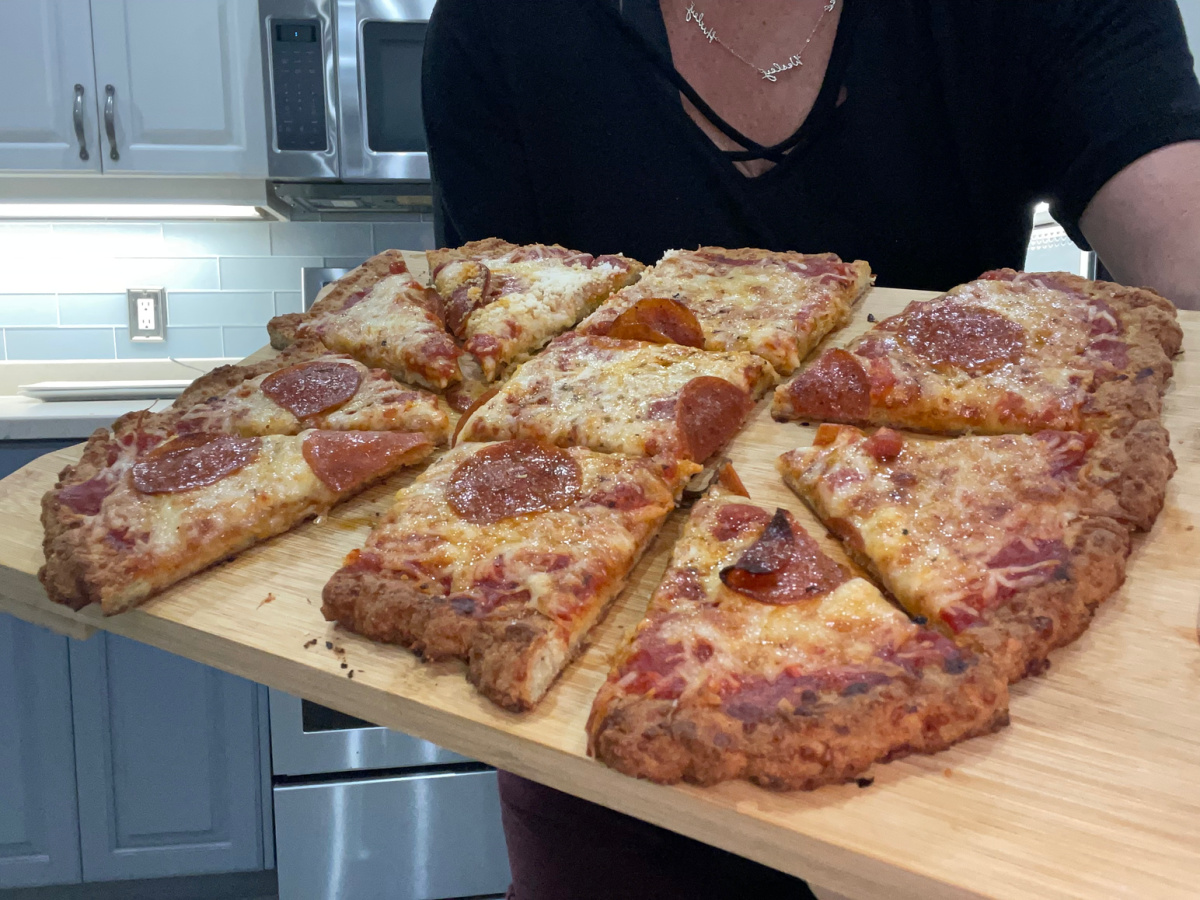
[268,180,434,218]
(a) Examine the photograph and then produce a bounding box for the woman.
[423,2,1200,897]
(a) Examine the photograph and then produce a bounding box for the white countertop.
[0,395,174,441]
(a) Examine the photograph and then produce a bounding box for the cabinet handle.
[72,84,89,161]
[103,84,119,161]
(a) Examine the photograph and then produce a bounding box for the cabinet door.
[69,634,266,881]
[90,0,266,175]
[0,615,82,888]
[0,0,102,172]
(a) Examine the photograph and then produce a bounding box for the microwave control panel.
[271,20,328,152]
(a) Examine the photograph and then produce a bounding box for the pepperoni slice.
[713,502,771,541]
[892,303,1026,373]
[261,361,363,419]
[782,349,870,421]
[719,508,847,603]
[451,385,500,445]
[446,440,582,524]
[716,462,749,497]
[302,431,432,493]
[131,434,261,495]
[676,376,753,463]
[863,428,903,462]
[606,297,705,348]
[445,264,491,337]
[59,476,114,516]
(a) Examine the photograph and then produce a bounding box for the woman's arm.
[1080,140,1200,310]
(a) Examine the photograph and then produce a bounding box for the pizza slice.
[587,486,1009,790]
[455,332,777,488]
[772,270,1180,436]
[267,250,461,390]
[41,431,434,615]
[322,439,675,711]
[578,247,872,375]
[428,238,644,381]
[164,346,450,443]
[778,423,1174,682]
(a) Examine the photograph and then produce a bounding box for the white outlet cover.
[127,288,166,342]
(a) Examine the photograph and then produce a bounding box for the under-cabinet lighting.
[0,203,266,220]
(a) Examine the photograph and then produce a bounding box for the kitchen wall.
[0,217,434,362]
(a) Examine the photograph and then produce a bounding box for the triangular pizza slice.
[587,486,1008,790]
[778,424,1174,682]
[772,270,1180,436]
[41,430,433,615]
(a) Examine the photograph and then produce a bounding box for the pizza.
[587,486,1009,790]
[455,332,777,487]
[160,343,450,443]
[777,423,1175,682]
[322,439,675,710]
[772,270,1181,436]
[268,250,462,390]
[427,238,644,381]
[578,247,872,374]
[40,430,433,615]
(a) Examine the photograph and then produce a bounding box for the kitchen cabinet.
[0,0,102,172]
[0,0,265,176]
[91,0,266,175]
[69,633,268,880]
[0,617,83,889]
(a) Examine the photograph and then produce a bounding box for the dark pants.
[498,772,818,900]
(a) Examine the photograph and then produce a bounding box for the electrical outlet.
[127,288,166,341]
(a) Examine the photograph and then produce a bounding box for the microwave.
[259,0,433,183]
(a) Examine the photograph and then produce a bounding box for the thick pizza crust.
[588,656,1008,790]
[948,516,1130,683]
[1084,420,1176,531]
[323,566,638,711]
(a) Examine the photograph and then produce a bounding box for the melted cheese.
[304,275,459,389]
[580,249,870,374]
[458,335,776,468]
[361,442,673,632]
[461,259,637,379]
[616,492,919,696]
[781,430,1090,623]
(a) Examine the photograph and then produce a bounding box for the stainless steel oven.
[260,0,433,183]
[268,690,510,900]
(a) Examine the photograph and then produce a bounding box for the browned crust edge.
[587,656,1009,791]
[172,339,332,408]
[321,567,604,711]
[1083,419,1176,532]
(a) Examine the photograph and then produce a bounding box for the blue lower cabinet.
[69,634,268,880]
[0,615,83,888]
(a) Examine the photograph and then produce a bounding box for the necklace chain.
[684,1,836,82]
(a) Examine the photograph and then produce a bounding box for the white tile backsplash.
[0,219,434,360]
[168,292,275,327]
[0,296,58,327]
[219,256,322,292]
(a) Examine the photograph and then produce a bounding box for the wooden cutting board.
[1,287,1198,900]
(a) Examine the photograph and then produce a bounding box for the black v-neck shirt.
[423,0,1200,292]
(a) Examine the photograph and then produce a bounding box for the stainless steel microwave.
[259,0,433,182]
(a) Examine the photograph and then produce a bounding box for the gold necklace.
[683,1,837,82]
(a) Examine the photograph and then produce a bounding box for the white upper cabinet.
[0,0,266,177]
[90,0,267,176]
[0,0,102,172]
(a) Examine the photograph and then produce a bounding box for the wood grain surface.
[1,286,1197,900]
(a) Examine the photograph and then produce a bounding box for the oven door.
[337,0,433,181]
[268,689,469,776]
